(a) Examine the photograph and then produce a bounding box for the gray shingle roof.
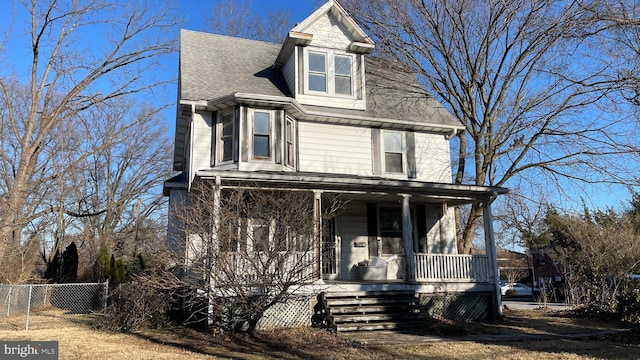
[179,29,461,129]
[180,30,290,101]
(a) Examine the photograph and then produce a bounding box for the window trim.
[304,48,356,98]
[382,130,406,175]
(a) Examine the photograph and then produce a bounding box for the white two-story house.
[164,0,508,330]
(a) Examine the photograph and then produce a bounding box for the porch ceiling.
[196,170,508,205]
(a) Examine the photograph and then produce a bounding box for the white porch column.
[482,195,503,317]
[314,191,323,281]
[208,177,221,327]
[401,194,415,282]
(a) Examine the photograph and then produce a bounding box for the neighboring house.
[164,0,508,329]
[530,246,567,286]
[496,249,532,284]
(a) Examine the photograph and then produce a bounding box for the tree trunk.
[458,203,483,254]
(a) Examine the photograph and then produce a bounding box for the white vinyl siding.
[306,12,354,48]
[282,51,296,95]
[298,122,372,175]
[190,111,212,173]
[414,133,452,183]
[441,206,458,254]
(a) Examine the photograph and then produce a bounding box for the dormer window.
[305,48,355,97]
[308,52,327,92]
[334,55,353,95]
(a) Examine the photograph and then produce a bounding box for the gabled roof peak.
[274,0,374,68]
[291,0,373,44]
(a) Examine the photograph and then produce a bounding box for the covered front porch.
[195,169,507,292]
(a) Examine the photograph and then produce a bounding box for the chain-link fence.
[0,282,108,331]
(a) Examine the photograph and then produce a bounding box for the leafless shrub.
[171,180,346,333]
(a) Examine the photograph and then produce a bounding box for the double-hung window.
[285,117,295,167]
[306,49,354,97]
[308,52,327,93]
[218,111,235,163]
[334,55,353,95]
[383,130,405,174]
[252,110,272,159]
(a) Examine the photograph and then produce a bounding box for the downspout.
[482,191,503,317]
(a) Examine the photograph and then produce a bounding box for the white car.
[501,283,533,297]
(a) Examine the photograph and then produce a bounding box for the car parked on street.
[501,283,533,297]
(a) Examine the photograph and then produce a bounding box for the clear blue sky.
[177,0,319,32]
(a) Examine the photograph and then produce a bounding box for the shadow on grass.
[129,326,368,360]
[346,309,639,360]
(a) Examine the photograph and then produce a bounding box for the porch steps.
[316,290,427,332]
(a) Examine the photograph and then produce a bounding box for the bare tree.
[173,181,344,332]
[0,0,176,273]
[205,0,293,43]
[342,0,640,253]
[70,98,172,260]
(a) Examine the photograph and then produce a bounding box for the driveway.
[502,297,572,311]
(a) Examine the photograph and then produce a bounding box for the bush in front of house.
[96,267,181,332]
[616,283,640,324]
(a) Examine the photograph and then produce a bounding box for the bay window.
[252,110,272,159]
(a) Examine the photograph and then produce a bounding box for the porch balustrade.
[413,254,492,282]
[219,251,317,284]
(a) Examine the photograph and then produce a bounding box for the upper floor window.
[215,110,236,165]
[334,55,353,95]
[308,52,327,93]
[252,110,272,159]
[285,117,295,167]
[383,130,404,174]
[305,49,354,97]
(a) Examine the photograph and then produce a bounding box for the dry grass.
[0,309,638,359]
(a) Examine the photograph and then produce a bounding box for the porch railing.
[219,251,316,284]
[414,254,492,282]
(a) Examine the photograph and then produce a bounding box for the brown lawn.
[0,309,638,359]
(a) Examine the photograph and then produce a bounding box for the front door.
[378,207,404,279]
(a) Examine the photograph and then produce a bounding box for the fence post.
[25,285,33,331]
[6,287,11,316]
[103,279,109,313]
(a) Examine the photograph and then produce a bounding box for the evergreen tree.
[60,242,78,282]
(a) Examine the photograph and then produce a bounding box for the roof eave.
[205,93,465,134]
[195,170,509,204]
